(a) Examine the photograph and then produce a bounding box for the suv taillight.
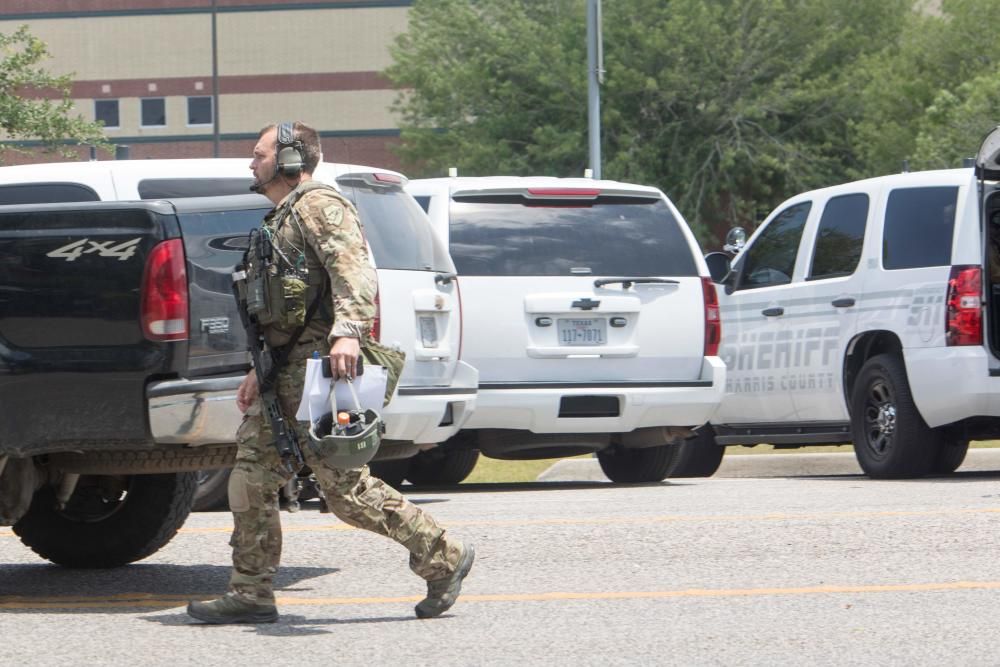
[701,277,721,356]
[946,265,982,346]
[371,290,381,342]
[141,239,188,341]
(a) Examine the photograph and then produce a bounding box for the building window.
[140,97,166,127]
[187,96,213,126]
[94,99,119,129]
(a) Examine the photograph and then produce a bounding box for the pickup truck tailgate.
[0,201,184,456]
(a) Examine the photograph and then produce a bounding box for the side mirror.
[704,252,731,283]
[723,227,747,255]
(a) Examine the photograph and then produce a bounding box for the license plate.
[419,315,438,348]
[557,318,606,346]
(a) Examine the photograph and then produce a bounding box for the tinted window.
[141,98,166,127]
[737,202,811,289]
[412,195,431,213]
[0,182,100,205]
[809,193,869,280]
[883,187,958,270]
[339,180,453,272]
[447,195,697,277]
[95,99,119,128]
[138,178,254,199]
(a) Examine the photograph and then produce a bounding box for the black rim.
[862,377,897,460]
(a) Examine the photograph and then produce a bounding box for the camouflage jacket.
[261,180,377,348]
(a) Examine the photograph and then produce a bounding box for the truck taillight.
[702,277,721,357]
[371,291,381,342]
[946,265,982,346]
[141,239,188,341]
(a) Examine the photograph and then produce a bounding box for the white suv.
[407,176,726,483]
[0,159,478,501]
[704,129,1000,478]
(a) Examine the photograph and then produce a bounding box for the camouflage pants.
[227,340,463,604]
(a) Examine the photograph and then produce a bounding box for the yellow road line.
[2,507,1000,538]
[2,581,1000,610]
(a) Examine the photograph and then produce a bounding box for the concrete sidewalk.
[535,447,1000,482]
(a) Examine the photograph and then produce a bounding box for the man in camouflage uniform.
[187,121,474,625]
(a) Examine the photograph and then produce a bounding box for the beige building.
[0,0,410,169]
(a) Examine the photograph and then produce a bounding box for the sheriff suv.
[406,176,726,483]
[702,127,1000,478]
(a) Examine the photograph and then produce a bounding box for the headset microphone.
[250,121,304,193]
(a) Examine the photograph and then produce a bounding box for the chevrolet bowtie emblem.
[571,298,601,311]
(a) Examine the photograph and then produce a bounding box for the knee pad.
[228,466,251,512]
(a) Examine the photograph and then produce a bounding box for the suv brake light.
[141,238,188,341]
[946,265,982,346]
[526,188,600,198]
[701,277,721,357]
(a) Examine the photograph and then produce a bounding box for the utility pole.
[586,0,604,179]
[211,0,220,158]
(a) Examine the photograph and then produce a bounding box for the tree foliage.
[0,25,108,162]
[386,0,908,241]
[852,0,1000,174]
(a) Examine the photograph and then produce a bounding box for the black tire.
[850,354,938,479]
[406,449,480,486]
[368,459,410,488]
[13,472,196,568]
[664,427,726,478]
[192,467,232,512]
[930,437,970,475]
[597,444,681,483]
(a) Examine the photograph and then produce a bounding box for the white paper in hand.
[295,357,388,422]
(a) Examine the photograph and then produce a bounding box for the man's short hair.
[258,121,322,174]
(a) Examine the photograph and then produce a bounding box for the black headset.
[276,121,305,177]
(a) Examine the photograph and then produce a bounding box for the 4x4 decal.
[46,237,142,262]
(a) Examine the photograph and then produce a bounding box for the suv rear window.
[0,182,100,205]
[138,178,254,199]
[339,179,453,272]
[447,194,698,276]
[883,186,958,270]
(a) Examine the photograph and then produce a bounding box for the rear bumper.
[148,375,244,445]
[463,356,725,433]
[381,361,479,444]
[904,347,1000,427]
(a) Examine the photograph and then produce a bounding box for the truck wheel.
[13,472,196,568]
[192,467,232,511]
[368,459,410,488]
[406,449,480,486]
[930,438,970,475]
[664,427,726,478]
[850,354,937,479]
[597,444,681,483]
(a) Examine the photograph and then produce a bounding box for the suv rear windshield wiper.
[593,277,680,289]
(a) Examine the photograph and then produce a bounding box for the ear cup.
[277,145,303,176]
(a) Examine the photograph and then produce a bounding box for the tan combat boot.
[187,593,278,624]
[415,543,475,619]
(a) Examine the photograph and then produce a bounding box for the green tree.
[852,0,1000,174]
[386,0,908,241]
[0,25,108,161]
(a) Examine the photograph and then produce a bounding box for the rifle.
[232,228,305,475]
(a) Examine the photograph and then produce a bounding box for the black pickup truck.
[0,195,268,567]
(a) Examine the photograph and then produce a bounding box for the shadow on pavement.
[150,610,420,635]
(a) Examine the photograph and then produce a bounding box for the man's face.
[249,128,278,194]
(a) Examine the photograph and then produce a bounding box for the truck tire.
[406,449,480,486]
[49,445,235,475]
[664,427,726,478]
[850,354,938,479]
[13,472,197,568]
[192,467,232,511]
[930,437,970,475]
[597,444,681,483]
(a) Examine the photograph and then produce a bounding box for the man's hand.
[330,336,361,380]
[236,371,259,413]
